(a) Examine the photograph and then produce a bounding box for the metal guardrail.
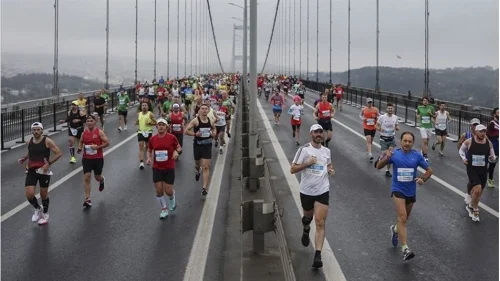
[302,80,495,140]
[1,86,137,150]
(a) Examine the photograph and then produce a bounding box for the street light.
[228,2,259,9]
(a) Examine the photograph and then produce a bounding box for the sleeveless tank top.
[81,128,104,159]
[467,137,490,171]
[362,107,378,130]
[318,102,332,120]
[169,111,184,134]
[194,117,212,146]
[28,137,50,169]
[435,111,448,130]
[138,112,154,133]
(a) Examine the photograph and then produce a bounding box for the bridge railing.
[1,86,137,150]
[302,80,495,140]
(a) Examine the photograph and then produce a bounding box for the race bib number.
[472,155,486,167]
[70,128,78,136]
[308,162,326,177]
[422,116,431,124]
[85,145,97,155]
[36,168,53,176]
[383,129,394,136]
[396,168,414,182]
[200,128,211,138]
[172,124,182,132]
[436,121,446,130]
[293,115,301,121]
[119,100,126,105]
[140,131,151,138]
[322,110,330,117]
[366,118,375,126]
[155,150,168,162]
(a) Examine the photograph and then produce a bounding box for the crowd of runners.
[18,72,498,268]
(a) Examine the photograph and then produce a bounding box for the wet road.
[1,111,237,281]
[256,90,498,281]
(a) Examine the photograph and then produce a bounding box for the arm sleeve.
[459,143,468,162]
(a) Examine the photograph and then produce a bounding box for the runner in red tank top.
[167,104,186,148]
[359,98,379,161]
[335,85,344,111]
[314,94,335,147]
[78,115,110,208]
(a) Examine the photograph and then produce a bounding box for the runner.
[185,104,216,195]
[117,89,131,131]
[214,99,228,154]
[58,101,85,163]
[93,91,107,129]
[18,122,62,225]
[375,132,433,261]
[376,103,399,177]
[459,124,497,222]
[335,85,344,111]
[146,118,181,219]
[221,91,235,138]
[290,124,336,268]
[77,115,109,208]
[288,95,303,145]
[359,98,380,161]
[486,107,499,188]
[137,102,157,169]
[74,93,87,114]
[457,118,481,206]
[166,103,186,150]
[416,97,435,162]
[314,94,335,147]
[431,102,451,156]
[270,90,285,125]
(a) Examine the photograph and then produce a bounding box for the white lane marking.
[256,99,347,281]
[183,114,236,281]
[1,132,138,222]
[293,94,499,218]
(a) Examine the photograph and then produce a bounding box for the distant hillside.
[312,66,499,108]
[1,73,111,104]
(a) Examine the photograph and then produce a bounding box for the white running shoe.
[32,207,42,222]
[38,213,49,225]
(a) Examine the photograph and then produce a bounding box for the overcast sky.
[1,0,499,75]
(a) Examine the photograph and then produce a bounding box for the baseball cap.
[475,124,487,131]
[72,100,79,105]
[156,118,168,125]
[172,103,180,109]
[310,124,323,132]
[367,98,373,103]
[31,122,43,130]
[470,118,480,125]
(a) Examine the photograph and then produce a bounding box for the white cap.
[475,124,487,131]
[367,98,373,103]
[156,118,168,125]
[470,118,480,125]
[310,124,323,132]
[31,122,43,130]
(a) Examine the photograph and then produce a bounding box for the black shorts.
[153,168,175,185]
[25,168,51,188]
[292,124,301,131]
[300,191,330,211]
[173,133,184,147]
[185,99,192,106]
[435,129,448,137]
[118,110,128,117]
[298,94,305,100]
[364,129,376,138]
[95,109,105,117]
[82,158,104,175]
[216,125,226,134]
[68,126,83,139]
[318,119,333,131]
[137,132,153,142]
[467,167,488,189]
[193,144,212,160]
[391,191,416,204]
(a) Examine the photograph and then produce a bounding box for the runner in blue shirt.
[375,131,433,261]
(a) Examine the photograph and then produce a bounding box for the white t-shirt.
[292,143,331,196]
[288,104,303,121]
[215,110,226,126]
[139,87,145,96]
[172,88,180,97]
[377,114,399,138]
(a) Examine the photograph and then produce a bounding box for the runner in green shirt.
[416,97,435,162]
[161,94,174,117]
[117,89,131,131]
